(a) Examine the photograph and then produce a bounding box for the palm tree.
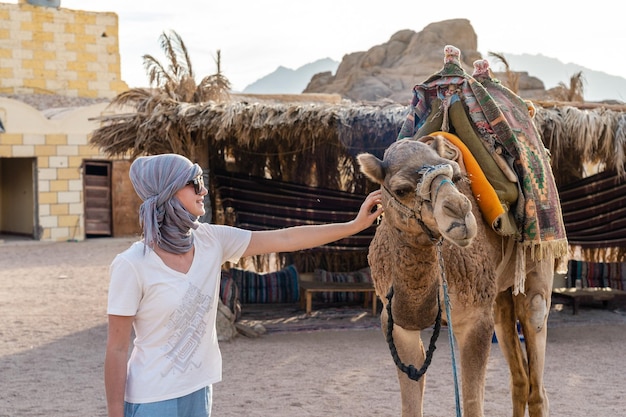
[143,31,231,104]
[105,30,230,159]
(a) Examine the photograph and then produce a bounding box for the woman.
[104,153,383,417]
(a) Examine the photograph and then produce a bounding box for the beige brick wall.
[0,1,128,98]
[0,98,118,242]
[0,130,106,241]
[0,2,132,242]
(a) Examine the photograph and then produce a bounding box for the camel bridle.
[382,162,462,408]
[380,163,455,242]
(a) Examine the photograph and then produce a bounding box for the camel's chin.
[451,237,474,247]
[440,228,475,247]
[440,218,477,247]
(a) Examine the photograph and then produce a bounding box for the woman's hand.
[351,189,383,232]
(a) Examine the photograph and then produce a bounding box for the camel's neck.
[386,221,440,249]
[378,221,440,283]
[385,226,441,329]
[369,221,442,329]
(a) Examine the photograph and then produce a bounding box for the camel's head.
[357,136,477,247]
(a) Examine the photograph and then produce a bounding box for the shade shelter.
[90,95,626,271]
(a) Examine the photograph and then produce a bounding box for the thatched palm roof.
[533,100,626,185]
[90,97,407,192]
[90,96,626,264]
[90,97,626,188]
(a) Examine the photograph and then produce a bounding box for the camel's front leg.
[514,255,554,417]
[381,307,426,417]
[452,305,493,417]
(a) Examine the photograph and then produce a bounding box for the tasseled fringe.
[440,96,451,133]
[513,243,527,295]
[512,239,569,295]
[525,239,569,261]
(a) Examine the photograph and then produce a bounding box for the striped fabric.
[558,169,626,249]
[567,260,626,289]
[214,170,376,250]
[314,267,372,303]
[229,265,300,304]
[219,270,239,312]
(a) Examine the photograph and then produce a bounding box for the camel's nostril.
[442,195,471,219]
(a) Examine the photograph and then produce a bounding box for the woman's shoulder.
[195,222,237,234]
[194,223,251,242]
[113,240,147,263]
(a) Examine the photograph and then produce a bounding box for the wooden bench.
[299,281,378,316]
[552,287,626,315]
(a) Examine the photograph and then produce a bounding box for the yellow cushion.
[431,131,505,228]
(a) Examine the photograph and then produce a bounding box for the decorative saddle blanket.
[398,46,568,287]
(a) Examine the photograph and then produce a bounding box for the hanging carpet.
[213,170,376,251]
[558,169,626,250]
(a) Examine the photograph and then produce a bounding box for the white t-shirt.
[107,224,252,404]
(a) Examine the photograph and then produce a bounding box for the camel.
[357,135,558,417]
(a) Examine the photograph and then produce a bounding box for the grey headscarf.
[129,153,202,254]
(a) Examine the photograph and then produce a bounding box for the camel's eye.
[393,186,413,198]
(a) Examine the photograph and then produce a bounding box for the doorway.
[83,160,112,236]
[0,157,37,240]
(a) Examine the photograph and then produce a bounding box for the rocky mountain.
[493,53,626,103]
[243,18,626,104]
[304,19,484,103]
[242,58,339,95]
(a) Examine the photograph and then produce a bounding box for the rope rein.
[385,286,442,381]
[384,242,462,417]
[436,240,462,417]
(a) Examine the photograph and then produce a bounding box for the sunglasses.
[186,176,205,195]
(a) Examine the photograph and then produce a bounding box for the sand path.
[1,238,625,416]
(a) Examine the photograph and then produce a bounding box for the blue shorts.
[124,385,212,417]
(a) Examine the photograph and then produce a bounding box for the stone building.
[0,0,135,242]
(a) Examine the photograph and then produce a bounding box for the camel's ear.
[357,153,385,184]
[428,135,459,161]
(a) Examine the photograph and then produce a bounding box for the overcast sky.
[17,1,626,92]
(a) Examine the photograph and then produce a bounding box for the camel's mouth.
[449,236,474,247]
[433,186,477,247]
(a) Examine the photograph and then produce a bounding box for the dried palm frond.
[195,50,231,103]
[534,104,626,184]
[488,51,519,93]
[140,30,229,106]
[143,31,193,100]
[553,71,585,102]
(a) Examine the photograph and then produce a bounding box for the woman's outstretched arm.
[242,189,383,258]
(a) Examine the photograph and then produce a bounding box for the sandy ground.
[1,237,626,417]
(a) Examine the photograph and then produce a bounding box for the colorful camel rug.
[398,47,568,266]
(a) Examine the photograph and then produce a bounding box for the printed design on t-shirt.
[161,282,214,376]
